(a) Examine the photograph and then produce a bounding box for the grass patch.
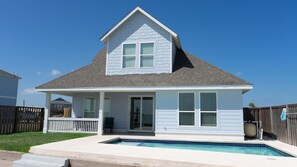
[0,132,94,152]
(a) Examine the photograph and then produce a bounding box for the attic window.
[123,44,136,68]
[140,43,154,67]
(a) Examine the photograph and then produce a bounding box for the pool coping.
[30,135,297,167]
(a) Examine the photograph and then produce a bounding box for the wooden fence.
[0,106,44,134]
[244,104,297,146]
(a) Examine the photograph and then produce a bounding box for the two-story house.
[0,69,20,106]
[50,98,72,117]
[36,7,252,140]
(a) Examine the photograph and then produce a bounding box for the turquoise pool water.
[106,139,293,157]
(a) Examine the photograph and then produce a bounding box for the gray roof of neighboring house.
[36,48,252,90]
[0,69,21,79]
[51,98,72,105]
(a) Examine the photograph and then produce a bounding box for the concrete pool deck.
[30,135,297,167]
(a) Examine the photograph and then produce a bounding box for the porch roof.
[36,48,252,92]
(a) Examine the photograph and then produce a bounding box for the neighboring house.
[0,69,20,106]
[36,7,252,140]
[50,98,72,117]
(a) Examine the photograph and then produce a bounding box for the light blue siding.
[107,11,173,75]
[0,76,19,106]
[71,90,243,136]
[155,90,244,136]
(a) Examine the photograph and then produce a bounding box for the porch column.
[98,92,105,135]
[43,92,51,133]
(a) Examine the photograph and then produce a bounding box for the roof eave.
[0,74,21,80]
[35,85,253,93]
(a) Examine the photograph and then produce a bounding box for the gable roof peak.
[100,6,181,49]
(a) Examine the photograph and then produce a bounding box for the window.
[179,93,195,126]
[200,92,217,127]
[140,43,154,67]
[104,98,111,117]
[84,97,96,118]
[123,44,136,68]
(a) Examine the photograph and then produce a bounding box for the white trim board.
[100,7,181,49]
[0,95,17,99]
[36,85,253,93]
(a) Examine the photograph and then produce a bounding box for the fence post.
[258,108,261,122]
[40,108,45,131]
[286,105,291,145]
[270,106,274,136]
[13,107,18,133]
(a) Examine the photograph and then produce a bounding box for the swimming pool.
[105,139,293,157]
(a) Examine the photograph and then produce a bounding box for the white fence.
[48,118,98,133]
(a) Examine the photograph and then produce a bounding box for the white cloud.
[36,71,42,76]
[50,69,61,76]
[235,72,242,76]
[23,88,38,94]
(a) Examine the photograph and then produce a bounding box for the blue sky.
[1,0,296,107]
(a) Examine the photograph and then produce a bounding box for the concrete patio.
[0,150,22,167]
[29,135,297,167]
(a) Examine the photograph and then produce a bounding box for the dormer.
[101,7,181,76]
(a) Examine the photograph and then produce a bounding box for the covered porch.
[42,91,155,135]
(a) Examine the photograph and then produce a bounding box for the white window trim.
[199,91,219,128]
[139,42,155,68]
[122,43,137,68]
[177,92,196,127]
[83,97,97,118]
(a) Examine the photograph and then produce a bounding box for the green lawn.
[0,132,94,152]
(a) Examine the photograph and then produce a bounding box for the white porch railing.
[48,118,98,133]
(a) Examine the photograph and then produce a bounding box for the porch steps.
[13,153,69,167]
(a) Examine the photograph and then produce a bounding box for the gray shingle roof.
[51,98,72,105]
[0,69,21,79]
[36,48,251,89]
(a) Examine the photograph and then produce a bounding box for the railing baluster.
[47,118,98,133]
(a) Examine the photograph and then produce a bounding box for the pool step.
[13,153,69,167]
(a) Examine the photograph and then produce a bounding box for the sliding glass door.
[130,96,153,131]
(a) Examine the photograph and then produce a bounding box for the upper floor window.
[123,44,136,68]
[140,43,154,67]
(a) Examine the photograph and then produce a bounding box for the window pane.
[201,93,217,111]
[142,97,153,130]
[201,113,217,126]
[123,56,135,68]
[140,56,153,67]
[123,44,136,55]
[104,98,110,117]
[141,43,154,55]
[179,93,194,111]
[179,112,194,126]
[130,97,141,130]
